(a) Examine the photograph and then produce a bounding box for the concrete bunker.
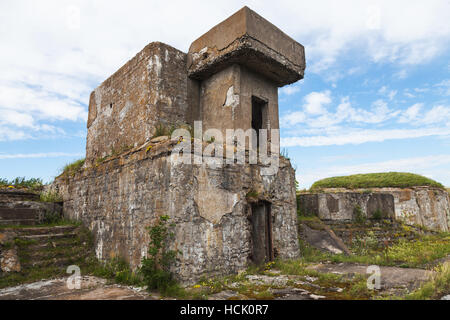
[56,6,306,283]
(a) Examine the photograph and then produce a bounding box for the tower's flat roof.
[187,6,305,87]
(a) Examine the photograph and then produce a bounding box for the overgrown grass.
[297,232,450,268]
[60,158,85,177]
[0,177,43,191]
[89,257,143,287]
[273,259,374,299]
[310,172,445,191]
[405,262,450,300]
[0,224,92,289]
[39,189,63,202]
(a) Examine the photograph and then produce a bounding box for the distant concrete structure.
[57,7,305,283]
[298,187,450,232]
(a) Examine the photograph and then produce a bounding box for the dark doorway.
[251,201,273,264]
[251,96,267,148]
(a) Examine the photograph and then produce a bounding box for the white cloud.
[282,127,450,147]
[303,91,332,115]
[282,91,398,128]
[398,103,423,123]
[0,127,30,141]
[279,82,302,96]
[298,154,450,188]
[0,0,449,143]
[422,105,450,124]
[0,152,84,160]
[434,79,450,96]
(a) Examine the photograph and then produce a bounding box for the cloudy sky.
[0,0,449,188]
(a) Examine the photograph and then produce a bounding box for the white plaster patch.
[95,221,107,260]
[94,88,102,111]
[223,86,239,120]
[120,101,133,123]
[148,55,162,77]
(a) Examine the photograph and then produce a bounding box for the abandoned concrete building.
[55,7,305,283]
[298,187,450,232]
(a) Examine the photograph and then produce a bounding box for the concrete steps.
[0,208,39,226]
[11,225,77,236]
[0,190,63,226]
[0,219,38,226]
[1,224,93,274]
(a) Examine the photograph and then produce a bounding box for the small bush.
[372,209,383,220]
[246,190,259,199]
[354,205,366,224]
[40,189,63,202]
[140,215,180,296]
[42,211,63,224]
[94,257,142,286]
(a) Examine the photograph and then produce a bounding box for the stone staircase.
[0,189,62,226]
[323,219,435,249]
[0,224,94,277]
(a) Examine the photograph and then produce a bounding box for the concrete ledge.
[187,7,305,86]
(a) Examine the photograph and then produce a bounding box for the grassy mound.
[310,172,445,191]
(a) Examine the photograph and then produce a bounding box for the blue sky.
[0,0,449,188]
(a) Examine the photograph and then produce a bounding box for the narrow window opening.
[251,96,268,148]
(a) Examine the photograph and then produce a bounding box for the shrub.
[354,205,366,224]
[40,189,63,202]
[95,257,142,286]
[372,209,383,220]
[42,211,63,224]
[140,215,180,295]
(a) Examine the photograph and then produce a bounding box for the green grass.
[0,224,92,289]
[310,172,445,191]
[60,158,85,177]
[405,262,450,300]
[39,189,63,202]
[297,232,450,268]
[0,177,43,191]
[273,259,374,299]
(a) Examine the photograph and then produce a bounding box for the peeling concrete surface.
[298,187,450,232]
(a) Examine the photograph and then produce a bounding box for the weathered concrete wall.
[188,6,305,86]
[298,187,450,232]
[199,64,278,141]
[86,42,196,165]
[56,141,299,283]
